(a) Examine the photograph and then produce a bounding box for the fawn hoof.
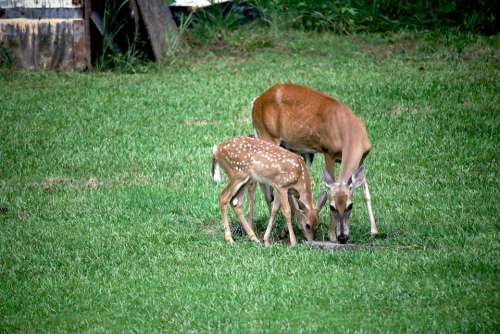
[250,235,261,244]
[370,232,378,240]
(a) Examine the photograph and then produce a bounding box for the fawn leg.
[219,181,240,244]
[278,189,297,246]
[233,203,260,243]
[246,180,257,230]
[219,178,250,244]
[263,195,281,246]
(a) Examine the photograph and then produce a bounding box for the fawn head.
[291,192,328,241]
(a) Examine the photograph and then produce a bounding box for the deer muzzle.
[332,213,349,244]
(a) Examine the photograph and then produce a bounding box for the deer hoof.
[328,235,337,242]
[250,235,261,244]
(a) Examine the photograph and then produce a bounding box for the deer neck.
[295,170,314,213]
[339,145,365,183]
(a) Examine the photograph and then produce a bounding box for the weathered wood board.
[0,18,88,69]
[0,0,81,8]
[0,0,90,70]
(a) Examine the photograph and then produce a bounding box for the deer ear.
[323,169,335,188]
[315,191,328,210]
[291,195,306,212]
[349,166,366,189]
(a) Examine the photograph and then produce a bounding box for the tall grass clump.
[164,12,194,63]
[95,0,144,71]
[184,2,255,43]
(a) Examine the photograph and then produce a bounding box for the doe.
[252,83,378,243]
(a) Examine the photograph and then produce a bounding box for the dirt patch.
[108,172,151,187]
[461,46,500,61]
[304,241,367,251]
[201,222,220,236]
[360,35,419,60]
[85,178,98,189]
[391,105,431,116]
[184,118,216,127]
[41,177,99,192]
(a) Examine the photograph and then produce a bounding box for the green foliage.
[0,42,14,69]
[186,2,250,44]
[164,12,195,64]
[248,0,499,34]
[95,0,143,71]
[1,31,499,332]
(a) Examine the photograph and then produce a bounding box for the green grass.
[1,30,499,333]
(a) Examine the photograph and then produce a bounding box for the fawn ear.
[315,191,328,211]
[349,166,366,189]
[291,195,306,212]
[323,169,335,188]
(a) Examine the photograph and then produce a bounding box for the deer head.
[323,166,366,243]
[291,191,328,241]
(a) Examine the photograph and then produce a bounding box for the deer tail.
[212,145,222,183]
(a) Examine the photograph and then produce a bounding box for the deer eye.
[305,224,311,230]
[330,205,337,212]
[346,203,353,211]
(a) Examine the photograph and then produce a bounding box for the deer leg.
[325,154,338,242]
[227,179,259,243]
[328,220,338,242]
[233,202,260,243]
[219,181,241,244]
[362,180,378,238]
[259,182,274,212]
[246,180,257,230]
[278,189,297,246]
[279,192,297,239]
[263,194,281,246]
[229,181,251,236]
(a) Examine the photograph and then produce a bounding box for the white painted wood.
[0,0,81,8]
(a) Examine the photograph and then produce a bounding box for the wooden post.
[134,0,177,62]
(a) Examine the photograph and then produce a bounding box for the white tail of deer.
[212,136,327,246]
[252,83,378,243]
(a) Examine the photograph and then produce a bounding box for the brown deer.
[251,83,377,244]
[212,136,327,246]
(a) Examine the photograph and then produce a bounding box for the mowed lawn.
[0,31,498,333]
